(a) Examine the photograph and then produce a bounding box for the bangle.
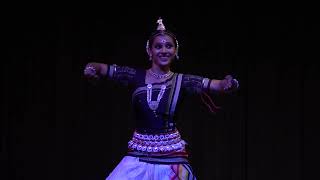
[202,78,210,90]
[107,64,117,79]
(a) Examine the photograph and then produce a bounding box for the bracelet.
[202,78,210,90]
[107,64,117,78]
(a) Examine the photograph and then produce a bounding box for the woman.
[84,18,239,180]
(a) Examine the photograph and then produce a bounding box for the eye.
[154,44,162,49]
[166,44,173,49]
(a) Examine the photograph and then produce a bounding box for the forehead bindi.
[153,35,174,44]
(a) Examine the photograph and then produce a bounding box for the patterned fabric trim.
[168,74,183,122]
[138,156,189,164]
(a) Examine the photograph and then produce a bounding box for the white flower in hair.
[156,18,166,31]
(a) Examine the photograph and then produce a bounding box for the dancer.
[84,18,239,179]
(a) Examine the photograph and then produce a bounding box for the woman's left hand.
[220,75,239,92]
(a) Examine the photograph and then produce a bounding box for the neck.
[150,63,171,75]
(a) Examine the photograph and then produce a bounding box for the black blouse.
[107,64,210,134]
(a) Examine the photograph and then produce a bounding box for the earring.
[175,39,180,60]
[149,55,152,61]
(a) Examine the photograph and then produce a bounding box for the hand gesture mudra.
[220,75,239,92]
[84,63,101,81]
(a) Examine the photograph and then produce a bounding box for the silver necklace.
[147,84,166,112]
[149,70,173,79]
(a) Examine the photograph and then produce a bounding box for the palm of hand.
[221,75,239,92]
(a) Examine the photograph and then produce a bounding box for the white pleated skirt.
[106,156,196,180]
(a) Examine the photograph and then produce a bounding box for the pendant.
[148,101,159,111]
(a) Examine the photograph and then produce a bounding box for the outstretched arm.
[209,75,239,93]
[84,62,137,87]
[182,74,239,113]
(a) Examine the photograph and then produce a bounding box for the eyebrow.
[154,42,174,45]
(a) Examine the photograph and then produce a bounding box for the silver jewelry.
[146,40,150,57]
[128,130,185,153]
[147,84,166,112]
[157,18,166,31]
[107,64,117,78]
[175,39,179,60]
[84,65,96,75]
[202,78,210,89]
[149,70,173,79]
[233,79,239,88]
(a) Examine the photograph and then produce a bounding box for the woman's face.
[148,34,176,67]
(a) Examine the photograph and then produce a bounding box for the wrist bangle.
[202,78,210,90]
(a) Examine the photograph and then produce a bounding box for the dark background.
[3,1,319,180]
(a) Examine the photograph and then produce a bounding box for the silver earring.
[149,56,152,61]
[175,39,180,60]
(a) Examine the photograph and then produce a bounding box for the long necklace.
[147,84,166,113]
[149,69,173,79]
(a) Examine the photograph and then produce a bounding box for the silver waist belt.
[128,130,186,153]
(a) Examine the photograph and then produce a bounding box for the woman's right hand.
[84,62,101,81]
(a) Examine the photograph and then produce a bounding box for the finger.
[233,79,239,88]
[224,84,231,90]
[84,70,93,76]
[226,79,233,87]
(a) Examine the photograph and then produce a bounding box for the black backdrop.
[3,2,320,180]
